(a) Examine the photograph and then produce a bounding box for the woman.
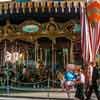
[75,66,85,100]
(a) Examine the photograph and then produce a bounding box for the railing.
[0,79,61,94]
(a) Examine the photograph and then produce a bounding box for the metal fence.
[0,79,61,94]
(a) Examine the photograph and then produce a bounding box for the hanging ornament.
[4,3,8,14]
[42,7,45,13]
[28,1,32,8]
[34,2,38,12]
[48,1,52,12]
[9,2,14,14]
[29,8,32,13]
[22,2,25,14]
[68,2,71,13]
[28,2,32,13]
[61,2,64,13]
[16,2,20,13]
[41,1,45,13]
[54,1,58,13]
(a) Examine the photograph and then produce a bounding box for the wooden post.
[45,49,47,67]
[26,48,29,66]
[63,48,66,68]
[70,40,74,63]
[35,41,38,65]
[40,48,42,61]
[52,39,56,87]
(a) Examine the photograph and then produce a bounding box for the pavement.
[0,96,73,100]
[0,87,99,100]
[0,92,74,100]
[0,91,98,100]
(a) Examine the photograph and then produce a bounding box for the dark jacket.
[92,67,99,83]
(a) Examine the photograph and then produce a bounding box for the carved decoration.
[47,23,57,32]
[64,20,75,33]
[18,20,42,34]
[3,20,15,36]
[46,18,59,33]
[0,19,80,42]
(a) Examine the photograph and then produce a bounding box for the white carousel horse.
[5,51,19,63]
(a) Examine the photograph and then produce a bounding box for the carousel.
[0,0,82,88]
[0,19,81,70]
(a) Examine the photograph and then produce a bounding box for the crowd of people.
[57,62,100,100]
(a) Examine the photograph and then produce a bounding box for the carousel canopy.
[0,0,84,24]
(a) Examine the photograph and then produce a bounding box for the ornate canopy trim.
[0,0,84,14]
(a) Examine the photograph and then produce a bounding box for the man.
[85,62,100,100]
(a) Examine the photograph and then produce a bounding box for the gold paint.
[0,19,79,42]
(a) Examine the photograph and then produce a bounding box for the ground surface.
[0,91,97,100]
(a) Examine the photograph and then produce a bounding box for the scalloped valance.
[0,0,84,14]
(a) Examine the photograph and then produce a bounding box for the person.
[64,68,76,90]
[85,62,100,100]
[57,71,65,89]
[75,66,85,100]
[64,64,76,98]
[83,64,90,93]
